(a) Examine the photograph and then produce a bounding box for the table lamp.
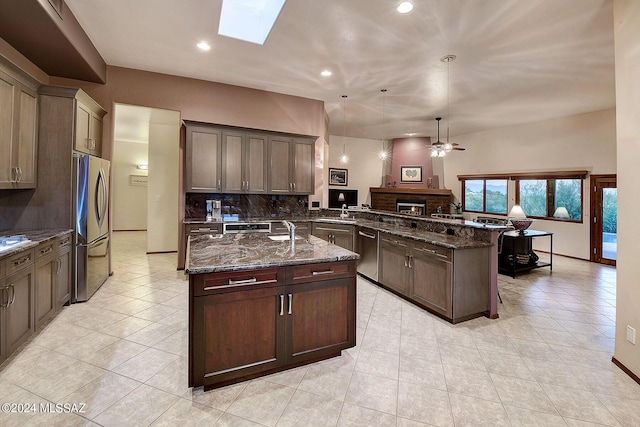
[508,204,534,234]
[553,206,570,219]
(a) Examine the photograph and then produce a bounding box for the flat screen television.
[328,189,358,209]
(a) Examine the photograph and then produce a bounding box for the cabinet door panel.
[75,103,91,154]
[379,238,409,295]
[246,135,267,193]
[192,286,284,386]
[410,252,452,317]
[188,128,221,192]
[268,138,291,193]
[333,233,353,251]
[35,257,55,326]
[0,74,14,185]
[5,267,35,354]
[287,278,355,364]
[89,113,102,157]
[56,247,71,307]
[16,90,37,187]
[222,132,243,192]
[292,140,314,194]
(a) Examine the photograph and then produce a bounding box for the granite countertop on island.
[186,232,359,275]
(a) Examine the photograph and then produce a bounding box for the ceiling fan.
[430,117,465,157]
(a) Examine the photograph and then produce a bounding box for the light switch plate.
[627,325,636,344]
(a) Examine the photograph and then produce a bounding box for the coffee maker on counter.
[206,200,222,222]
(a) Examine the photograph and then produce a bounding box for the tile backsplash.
[185,193,309,220]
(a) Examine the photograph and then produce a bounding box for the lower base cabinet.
[311,223,354,251]
[1,248,36,364]
[378,233,489,323]
[189,260,356,389]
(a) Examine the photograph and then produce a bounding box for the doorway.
[590,175,617,265]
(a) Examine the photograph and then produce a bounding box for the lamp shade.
[508,205,527,219]
[553,207,570,219]
[337,193,346,202]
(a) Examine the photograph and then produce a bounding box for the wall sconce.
[553,206,570,219]
[137,163,148,170]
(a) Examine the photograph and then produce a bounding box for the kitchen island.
[186,232,359,390]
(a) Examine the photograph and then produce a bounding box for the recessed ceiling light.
[321,70,332,77]
[397,2,413,14]
[197,41,211,51]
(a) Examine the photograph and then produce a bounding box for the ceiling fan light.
[444,142,452,152]
[430,150,438,158]
[438,150,446,157]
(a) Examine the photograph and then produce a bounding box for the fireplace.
[396,200,426,216]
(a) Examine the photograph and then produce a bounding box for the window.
[517,178,582,221]
[463,179,508,214]
[458,171,586,222]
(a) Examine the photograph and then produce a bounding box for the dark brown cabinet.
[221,130,268,193]
[378,233,489,323]
[311,223,354,251]
[35,233,72,327]
[184,121,315,195]
[185,123,222,192]
[189,260,356,389]
[1,248,35,364]
[0,64,38,189]
[267,137,315,194]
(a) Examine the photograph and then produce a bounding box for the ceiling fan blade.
[452,147,466,151]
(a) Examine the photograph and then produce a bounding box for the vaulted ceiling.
[62,0,616,141]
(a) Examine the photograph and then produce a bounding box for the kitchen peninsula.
[186,231,359,389]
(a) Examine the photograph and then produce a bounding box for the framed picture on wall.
[400,166,423,183]
[329,168,348,186]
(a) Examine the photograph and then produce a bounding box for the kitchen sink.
[267,235,303,241]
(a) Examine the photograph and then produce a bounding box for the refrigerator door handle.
[77,234,109,248]
[95,168,107,229]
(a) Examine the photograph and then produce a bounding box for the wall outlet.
[627,325,636,345]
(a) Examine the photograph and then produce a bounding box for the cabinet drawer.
[57,233,72,250]
[36,241,56,260]
[287,261,355,284]
[6,248,35,275]
[412,241,452,262]
[380,234,408,248]
[187,224,222,235]
[271,222,310,234]
[194,268,281,296]
[0,258,5,278]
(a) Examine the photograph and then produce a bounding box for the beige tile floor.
[1,230,639,426]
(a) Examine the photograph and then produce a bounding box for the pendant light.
[379,89,388,160]
[442,54,456,152]
[341,95,348,163]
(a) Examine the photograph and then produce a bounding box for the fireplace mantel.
[370,187,452,196]
[369,187,454,215]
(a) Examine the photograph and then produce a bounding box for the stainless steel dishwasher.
[356,227,378,281]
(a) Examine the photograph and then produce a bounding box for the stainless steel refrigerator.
[72,153,110,303]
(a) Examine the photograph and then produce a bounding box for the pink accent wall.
[389,137,436,188]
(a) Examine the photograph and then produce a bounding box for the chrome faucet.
[282,220,296,240]
[340,204,349,219]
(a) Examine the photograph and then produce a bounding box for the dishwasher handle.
[358,230,376,240]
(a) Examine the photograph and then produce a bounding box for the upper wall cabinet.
[38,85,106,158]
[184,121,315,195]
[0,66,38,189]
[185,122,222,192]
[267,136,315,194]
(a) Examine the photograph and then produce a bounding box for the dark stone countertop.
[0,229,73,259]
[186,232,359,275]
[183,214,495,250]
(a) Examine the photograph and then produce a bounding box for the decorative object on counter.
[329,168,348,186]
[508,204,534,234]
[553,206,570,219]
[400,166,422,183]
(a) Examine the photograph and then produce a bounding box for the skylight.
[218,0,286,45]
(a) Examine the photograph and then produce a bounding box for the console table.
[499,230,553,278]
